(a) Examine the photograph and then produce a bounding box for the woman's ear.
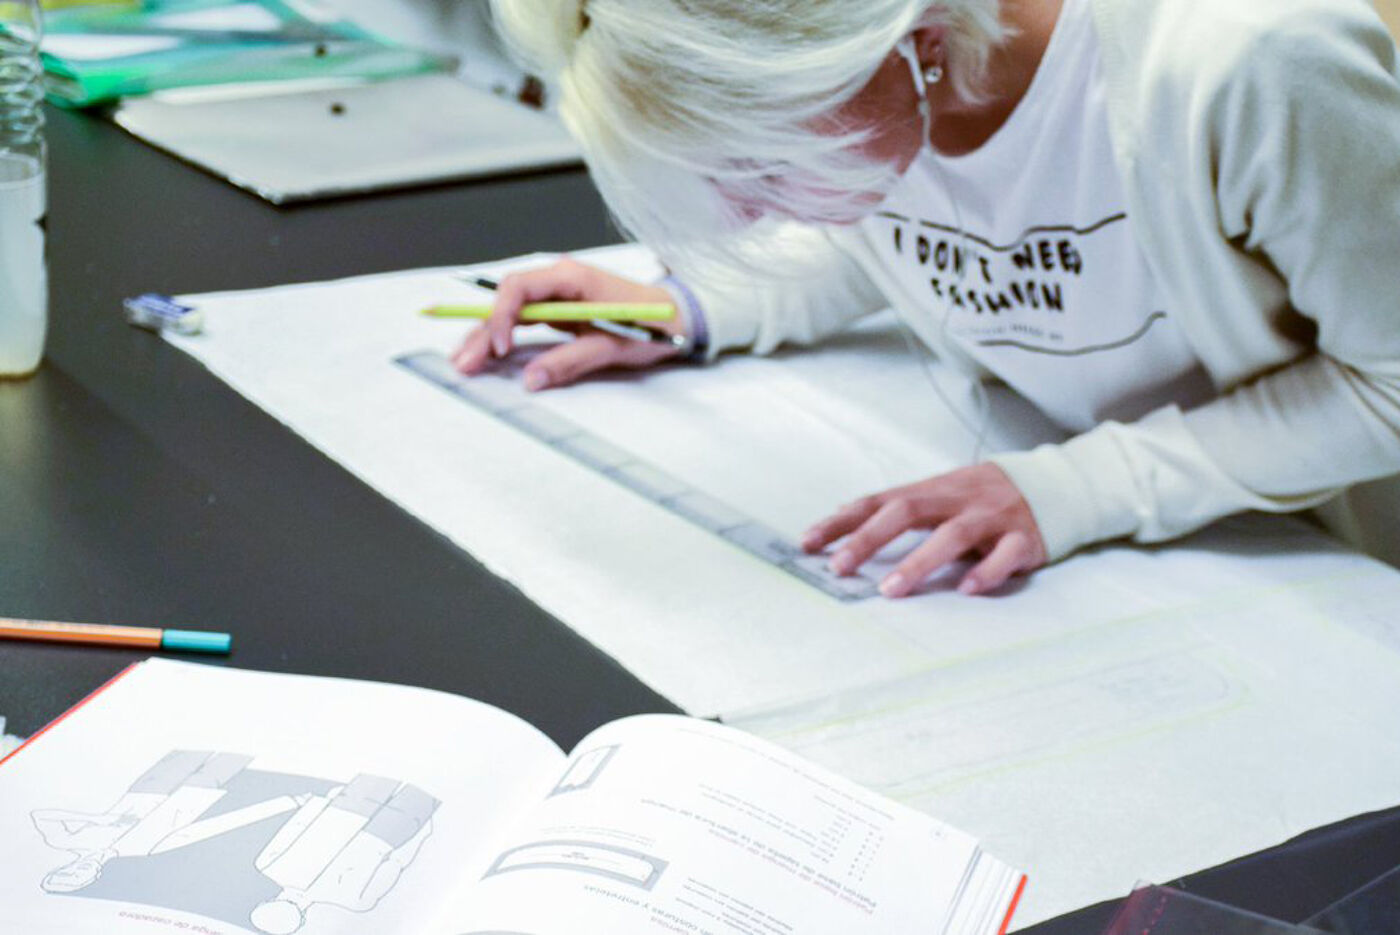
[911,24,948,68]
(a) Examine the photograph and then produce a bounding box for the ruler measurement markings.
[395,350,878,601]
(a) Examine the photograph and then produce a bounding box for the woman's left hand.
[801,464,1048,598]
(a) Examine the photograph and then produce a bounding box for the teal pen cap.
[160,629,233,654]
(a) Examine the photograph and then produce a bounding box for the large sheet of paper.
[164,244,1400,926]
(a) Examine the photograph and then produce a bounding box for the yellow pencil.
[422,302,676,322]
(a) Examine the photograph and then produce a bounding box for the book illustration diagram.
[502,744,668,889]
[485,840,668,891]
[548,744,618,797]
[31,750,439,934]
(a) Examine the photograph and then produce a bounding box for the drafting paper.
[164,243,1400,925]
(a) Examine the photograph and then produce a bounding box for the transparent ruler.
[396,350,878,601]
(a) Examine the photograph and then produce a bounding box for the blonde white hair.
[490,0,1005,272]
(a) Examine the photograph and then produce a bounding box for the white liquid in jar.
[0,151,46,378]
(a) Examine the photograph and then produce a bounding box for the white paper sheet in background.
[164,243,1400,926]
[114,75,581,205]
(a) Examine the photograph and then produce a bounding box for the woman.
[453,0,1400,597]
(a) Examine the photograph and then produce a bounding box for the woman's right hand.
[450,257,686,391]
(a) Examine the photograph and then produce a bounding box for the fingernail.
[958,577,980,595]
[829,550,854,575]
[491,333,509,357]
[523,370,549,392]
[800,530,821,551]
[880,573,907,598]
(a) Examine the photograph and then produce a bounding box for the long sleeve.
[996,1,1400,561]
[678,224,890,359]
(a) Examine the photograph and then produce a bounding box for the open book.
[0,659,1025,935]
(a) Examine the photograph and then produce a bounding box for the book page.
[0,659,565,935]
[437,715,1022,935]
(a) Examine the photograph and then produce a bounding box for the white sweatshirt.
[684,0,1400,566]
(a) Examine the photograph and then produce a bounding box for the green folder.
[40,0,454,108]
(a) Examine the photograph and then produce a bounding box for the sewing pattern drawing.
[31,750,439,934]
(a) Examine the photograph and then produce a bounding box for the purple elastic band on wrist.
[659,274,710,362]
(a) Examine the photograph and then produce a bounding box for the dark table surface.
[2,107,1397,934]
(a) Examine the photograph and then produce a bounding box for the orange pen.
[0,617,231,653]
